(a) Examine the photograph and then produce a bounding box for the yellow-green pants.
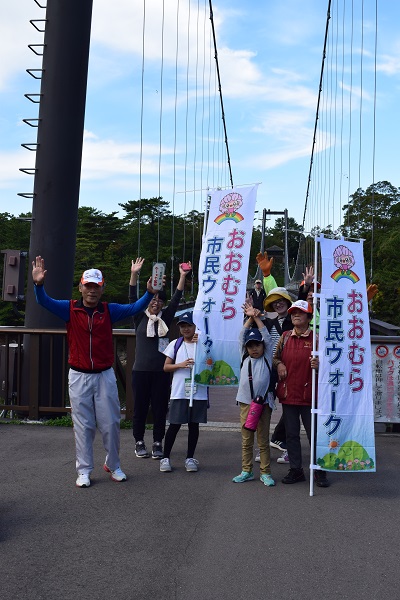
[239,402,272,475]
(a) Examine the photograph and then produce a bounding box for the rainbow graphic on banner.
[214,212,244,225]
[331,269,360,283]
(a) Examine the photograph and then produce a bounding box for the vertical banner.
[192,185,258,386]
[317,237,376,472]
[372,341,400,422]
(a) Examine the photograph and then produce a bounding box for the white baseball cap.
[81,269,104,286]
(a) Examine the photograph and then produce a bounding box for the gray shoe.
[160,458,172,472]
[185,458,199,472]
[152,442,164,459]
[135,441,150,458]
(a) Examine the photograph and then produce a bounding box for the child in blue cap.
[232,303,275,486]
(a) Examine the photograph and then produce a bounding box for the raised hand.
[256,252,274,277]
[131,257,145,275]
[367,284,378,302]
[179,261,192,276]
[32,255,47,285]
[302,265,314,286]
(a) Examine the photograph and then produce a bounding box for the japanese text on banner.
[192,185,258,386]
[317,237,376,472]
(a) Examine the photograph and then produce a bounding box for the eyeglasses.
[272,299,287,306]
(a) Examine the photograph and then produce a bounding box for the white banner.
[372,341,400,422]
[192,185,258,386]
[316,237,376,472]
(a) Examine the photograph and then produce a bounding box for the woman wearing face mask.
[129,259,192,460]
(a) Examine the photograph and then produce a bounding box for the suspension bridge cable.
[358,0,364,190]
[156,0,166,264]
[138,0,146,258]
[332,0,339,231]
[340,0,346,222]
[191,0,201,294]
[208,0,233,188]
[301,0,332,230]
[171,0,180,296]
[346,0,354,223]
[183,0,192,261]
[370,0,378,282]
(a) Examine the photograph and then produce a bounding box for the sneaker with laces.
[255,449,261,462]
[76,473,90,488]
[135,441,150,458]
[314,470,330,487]
[103,464,127,482]
[260,474,276,487]
[282,467,306,484]
[185,458,199,472]
[152,442,164,459]
[270,439,287,451]
[232,471,254,483]
[277,450,289,464]
[160,458,172,472]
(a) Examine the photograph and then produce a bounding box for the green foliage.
[43,414,74,427]
[340,181,400,325]
[2,183,400,326]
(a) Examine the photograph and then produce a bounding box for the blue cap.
[177,312,194,325]
[244,328,263,345]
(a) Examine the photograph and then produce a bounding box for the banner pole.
[189,338,198,408]
[310,234,320,496]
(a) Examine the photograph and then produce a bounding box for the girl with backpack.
[160,312,208,473]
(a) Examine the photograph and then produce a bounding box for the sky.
[1,0,400,233]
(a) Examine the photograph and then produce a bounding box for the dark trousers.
[272,414,286,443]
[163,422,200,459]
[132,371,170,443]
[282,404,312,470]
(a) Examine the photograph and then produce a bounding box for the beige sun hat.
[263,287,292,312]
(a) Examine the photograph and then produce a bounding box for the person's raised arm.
[32,255,47,286]
[176,261,191,292]
[129,257,145,287]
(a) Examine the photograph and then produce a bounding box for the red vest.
[276,331,316,405]
[66,300,114,371]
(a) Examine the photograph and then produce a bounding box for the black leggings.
[163,422,200,459]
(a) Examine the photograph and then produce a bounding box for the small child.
[160,312,208,473]
[232,304,275,486]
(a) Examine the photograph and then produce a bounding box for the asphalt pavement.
[1,421,399,600]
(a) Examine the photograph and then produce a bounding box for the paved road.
[1,424,398,600]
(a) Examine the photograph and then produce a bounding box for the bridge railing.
[0,300,194,422]
[0,327,137,421]
[2,325,398,424]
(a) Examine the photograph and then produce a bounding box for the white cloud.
[81,130,175,180]
[0,0,44,92]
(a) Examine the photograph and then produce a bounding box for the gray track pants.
[68,368,121,475]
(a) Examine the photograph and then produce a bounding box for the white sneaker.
[185,458,199,472]
[160,458,172,472]
[76,473,90,488]
[277,450,289,464]
[255,450,261,462]
[103,464,127,482]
